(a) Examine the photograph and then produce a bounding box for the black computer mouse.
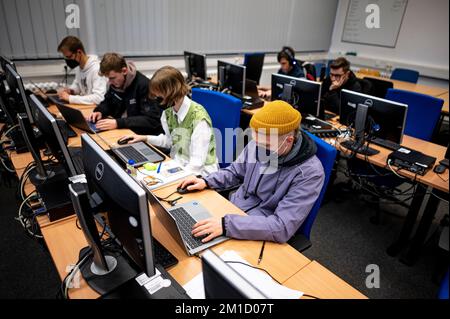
[177,187,190,194]
[434,164,447,174]
[117,137,133,145]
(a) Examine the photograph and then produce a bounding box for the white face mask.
[255,136,289,163]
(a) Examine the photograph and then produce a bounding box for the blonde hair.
[149,66,190,105]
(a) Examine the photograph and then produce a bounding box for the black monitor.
[29,94,78,177]
[184,51,207,81]
[0,55,16,73]
[81,133,156,280]
[4,64,34,124]
[217,60,246,97]
[243,53,265,85]
[340,89,408,144]
[271,73,322,117]
[201,250,269,299]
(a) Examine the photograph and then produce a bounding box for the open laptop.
[147,191,229,256]
[111,142,165,167]
[50,96,98,133]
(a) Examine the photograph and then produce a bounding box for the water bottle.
[126,159,137,177]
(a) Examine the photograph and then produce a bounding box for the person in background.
[88,53,163,135]
[57,36,107,105]
[258,46,305,99]
[178,100,325,244]
[119,66,218,176]
[321,57,362,115]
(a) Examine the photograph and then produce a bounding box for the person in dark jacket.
[178,100,325,244]
[88,53,163,135]
[321,57,362,115]
[258,47,305,99]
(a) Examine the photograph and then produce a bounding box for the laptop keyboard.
[170,207,206,249]
[116,146,147,163]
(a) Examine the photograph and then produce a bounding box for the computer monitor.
[29,94,78,177]
[4,64,34,124]
[271,73,322,117]
[243,53,265,85]
[217,60,246,97]
[0,55,16,73]
[201,250,269,299]
[184,51,207,81]
[81,134,156,280]
[340,89,408,144]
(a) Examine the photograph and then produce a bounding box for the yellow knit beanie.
[250,100,302,135]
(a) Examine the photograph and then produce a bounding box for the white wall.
[329,0,449,80]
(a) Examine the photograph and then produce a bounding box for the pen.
[257,241,266,265]
[156,162,162,174]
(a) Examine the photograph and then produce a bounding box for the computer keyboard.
[69,147,85,174]
[341,140,380,156]
[369,138,401,151]
[153,237,178,269]
[170,207,206,249]
[116,146,148,163]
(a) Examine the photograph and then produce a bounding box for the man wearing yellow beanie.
[179,100,325,243]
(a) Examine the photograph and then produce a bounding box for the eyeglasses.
[330,72,345,79]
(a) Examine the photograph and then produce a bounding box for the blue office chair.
[314,62,326,79]
[390,68,420,84]
[385,88,444,141]
[439,270,449,299]
[288,131,337,252]
[191,88,242,168]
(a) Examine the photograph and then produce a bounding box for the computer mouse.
[176,187,190,194]
[117,137,133,145]
[433,164,447,175]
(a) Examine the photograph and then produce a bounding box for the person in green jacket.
[120,66,218,176]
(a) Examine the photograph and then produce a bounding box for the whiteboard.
[342,0,408,48]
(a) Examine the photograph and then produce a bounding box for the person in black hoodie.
[321,57,362,115]
[88,53,163,135]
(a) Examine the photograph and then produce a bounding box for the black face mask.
[64,58,79,69]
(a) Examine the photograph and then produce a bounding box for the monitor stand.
[100,264,190,299]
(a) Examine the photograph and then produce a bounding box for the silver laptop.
[112,142,164,167]
[147,191,229,256]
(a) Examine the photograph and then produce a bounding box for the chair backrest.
[391,68,419,84]
[385,88,444,141]
[191,88,242,168]
[314,62,326,79]
[439,270,449,299]
[364,77,394,98]
[296,132,337,239]
[302,62,317,82]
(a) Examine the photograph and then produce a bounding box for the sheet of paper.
[182,250,303,299]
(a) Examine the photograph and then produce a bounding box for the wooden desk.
[356,73,449,97]
[437,92,449,115]
[283,261,367,299]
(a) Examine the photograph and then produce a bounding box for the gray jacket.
[204,131,325,243]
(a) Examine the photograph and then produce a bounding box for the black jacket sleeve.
[93,89,114,117]
[115,79,163,135]
[321,77,341,114]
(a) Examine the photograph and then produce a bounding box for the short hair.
[277,46,295,63]
[57,36,85,54]
[99,53,127,75]
[330,57,351,72]
[149,66,190,105]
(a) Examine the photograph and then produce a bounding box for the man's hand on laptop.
[178,177,207,192]
[192,217,223,243]
[57,88,70,102]
[88,111,103,123]
[95,119,118,131]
